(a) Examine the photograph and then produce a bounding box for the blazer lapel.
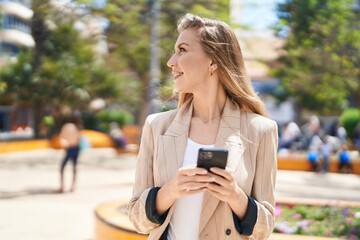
[158,101,193,183]
[199,99,246,233]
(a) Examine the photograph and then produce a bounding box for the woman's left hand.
[205,167,240,202]
[206,167,248,219]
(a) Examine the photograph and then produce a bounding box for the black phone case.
[197,148,228,171]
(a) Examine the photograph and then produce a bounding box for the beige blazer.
[128,98,278,240]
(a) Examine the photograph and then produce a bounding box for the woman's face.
[167,29,213,94]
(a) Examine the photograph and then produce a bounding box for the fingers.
[173,167,215,197]
[178,166,208,176]
[178,173,215,190]
[206,181,222,193]
[209,167,233,180]
[182,187,208,196]
[181,182,209,192]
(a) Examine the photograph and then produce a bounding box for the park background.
[0,0,360,239]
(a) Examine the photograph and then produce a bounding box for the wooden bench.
[277,152,360,174]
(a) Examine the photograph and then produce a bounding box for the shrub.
[95,109,134,132]
[340,108,360,140]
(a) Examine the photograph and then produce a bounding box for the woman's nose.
[167,54,176,68]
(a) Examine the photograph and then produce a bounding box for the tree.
[274,0,360,115]
[101,0,229,124]
[0,0,130,137]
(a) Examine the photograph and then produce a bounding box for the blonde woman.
[128,13,278,240]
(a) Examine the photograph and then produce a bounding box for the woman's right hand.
[155,166,215,215]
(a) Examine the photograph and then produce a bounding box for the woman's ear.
[209,61,218,76]
[209,61,218,72]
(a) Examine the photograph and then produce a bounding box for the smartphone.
[197,148,228,171]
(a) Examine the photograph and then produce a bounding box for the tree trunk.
[31,0,50,70]
[32,100,43,139]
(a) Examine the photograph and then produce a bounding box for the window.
[0,41,19,56]
[3,15,31,33]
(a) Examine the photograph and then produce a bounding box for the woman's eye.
[179,48,186,52]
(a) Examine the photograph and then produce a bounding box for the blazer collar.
[162,97,245,169]
[164,97,241,137]
[163,99,193,138]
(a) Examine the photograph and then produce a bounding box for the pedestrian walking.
[58,122,81,193]
[128,13,278,239]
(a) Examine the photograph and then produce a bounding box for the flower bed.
[274,203,360,239]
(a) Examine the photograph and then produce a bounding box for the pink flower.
[345,217,353,224]
[275,204,282,217]
[297,220,310,228]
[277,222,297,234]
[293,213,302,219]
[349,234,357,240]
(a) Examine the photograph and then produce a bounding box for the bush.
[95,109,134,132]
[340,108,360,140]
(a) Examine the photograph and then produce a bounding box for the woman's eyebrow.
[175,42,190,49]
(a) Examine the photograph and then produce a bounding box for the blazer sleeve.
[127,116,160,234]
[250,119,278,239]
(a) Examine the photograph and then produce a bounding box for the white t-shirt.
[167,139,214,240]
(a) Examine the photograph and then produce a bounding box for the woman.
[128,13,278,240]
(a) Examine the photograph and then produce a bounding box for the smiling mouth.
[173,72,184,79]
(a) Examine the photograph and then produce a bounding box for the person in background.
[109,122,127,149]
[338,144,352,173]
[319,136,333,173]
[278,121,301,151]
[128,13,278,239]
[307,146,320,172]
[58,121,81,193]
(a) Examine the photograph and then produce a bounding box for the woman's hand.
[155,166,215,215]
[169,166,215,197]
[206,167,248,219]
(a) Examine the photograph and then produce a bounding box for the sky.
[240,0,284,30]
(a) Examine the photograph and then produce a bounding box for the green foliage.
[81,111,99,130]
[95,108,134,131]
[274,0,360,114]
[42,115,55,126]
[0,0,139,136]
[0,1,134,105]
[0,52,33,103]
[340,108,360,139]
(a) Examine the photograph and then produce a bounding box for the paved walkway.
[0,148,359,240]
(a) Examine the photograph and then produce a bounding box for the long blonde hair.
[176,14,267,116]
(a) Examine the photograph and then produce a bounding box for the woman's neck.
[192,88,227,124]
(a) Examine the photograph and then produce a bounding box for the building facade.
[0,0,34,65]
[0,0,34,139]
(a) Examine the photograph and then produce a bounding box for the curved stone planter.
[94,200,147,240]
